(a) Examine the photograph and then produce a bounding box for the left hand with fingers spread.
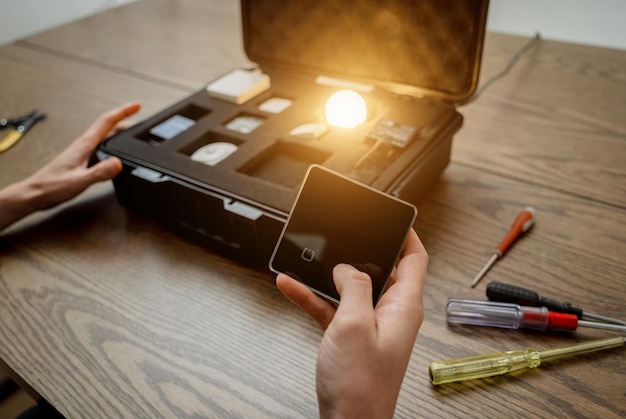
[277,228,428,419]
[0,102,141,232]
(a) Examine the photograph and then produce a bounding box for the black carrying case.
[98,0,489,265]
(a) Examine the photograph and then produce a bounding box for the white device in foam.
[206,69,271,105]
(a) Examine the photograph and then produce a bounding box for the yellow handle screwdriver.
[429,336,625,385]
[471,207,535,288]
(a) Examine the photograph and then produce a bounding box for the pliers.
[0,110,46,153]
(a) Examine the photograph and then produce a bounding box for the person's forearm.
[0,178,43,232]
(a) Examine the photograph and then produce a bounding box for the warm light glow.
[324,90,367,128]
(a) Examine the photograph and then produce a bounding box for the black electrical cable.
[461,32,541,106]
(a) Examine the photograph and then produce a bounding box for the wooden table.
[1,1,625,417]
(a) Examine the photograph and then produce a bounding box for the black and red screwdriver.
[486,281,626,326]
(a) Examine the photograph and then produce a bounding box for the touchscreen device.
[269,164,417,304]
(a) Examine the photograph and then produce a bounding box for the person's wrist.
[16,176,49,213]
[318,385,398,419]
[319,401,396,419]
[0,178,45,231]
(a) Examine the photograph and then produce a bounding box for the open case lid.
[241,0,489,104]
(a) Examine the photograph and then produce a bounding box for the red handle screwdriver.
[470,207,535,288]
[446,299,626,333]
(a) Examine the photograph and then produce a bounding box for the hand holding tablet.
[269,164,417,304]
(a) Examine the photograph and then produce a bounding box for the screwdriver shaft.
[578,320,626,333]
[538,336,625,361]
[583,311,626,326]
[470,253,499,287]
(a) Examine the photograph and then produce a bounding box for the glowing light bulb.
[324,90,367,128]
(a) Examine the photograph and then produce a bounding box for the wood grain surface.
[455,33,626,208]
[22,0,252,91]
[0,44,191,186]
[1,0,625,417]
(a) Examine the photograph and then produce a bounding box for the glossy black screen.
[270,165,417,304]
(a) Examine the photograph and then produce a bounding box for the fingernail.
[333,263,354,274]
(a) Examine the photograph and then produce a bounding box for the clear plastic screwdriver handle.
[429,347,541,385]
[429,337,625,385]
[446,299,553,330]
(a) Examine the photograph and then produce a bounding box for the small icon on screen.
[301,248,315,262]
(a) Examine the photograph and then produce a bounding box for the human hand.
[26,101,141,210]
[276,228,428,419]
[0,102,140,231]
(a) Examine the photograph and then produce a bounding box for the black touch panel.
[269,165,416,304]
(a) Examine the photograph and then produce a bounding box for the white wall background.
[0,0,625,50]
[0,0,136,46]
[488,0,626,50]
